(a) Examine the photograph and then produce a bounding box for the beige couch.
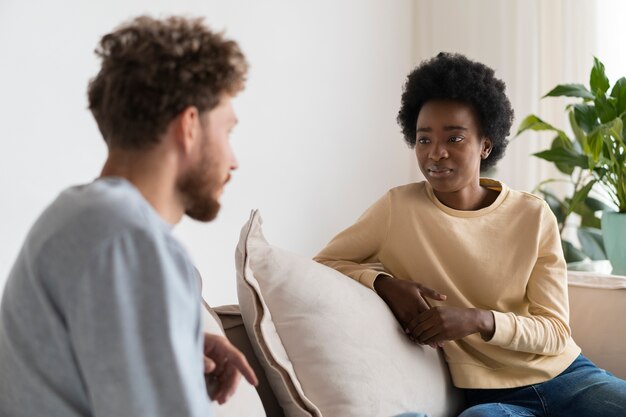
[206,211,626,417]
[210,271,626,417]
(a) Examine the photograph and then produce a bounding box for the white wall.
[1,0,609,306]
[412,0,598,192]
[0,0,415,306]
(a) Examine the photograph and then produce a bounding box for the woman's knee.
[458,404,502,417]
[459,403,536,417]
[566,372,626,415]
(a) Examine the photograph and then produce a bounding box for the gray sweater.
[0,178,213,416]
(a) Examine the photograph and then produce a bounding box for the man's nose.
[230,146,239,171]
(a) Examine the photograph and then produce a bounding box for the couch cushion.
[236,210,463,417]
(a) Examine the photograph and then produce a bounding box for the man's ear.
[481,137,493,159]
[175,106,200,155]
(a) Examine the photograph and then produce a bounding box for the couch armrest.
[568,271,626,379]
[213,305,285,417]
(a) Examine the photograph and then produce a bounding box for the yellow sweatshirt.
[314,179,580,389]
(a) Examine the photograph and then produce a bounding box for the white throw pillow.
[201,298,267,417]
[236,210,463,417]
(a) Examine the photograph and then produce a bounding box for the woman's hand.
[374,275,447,346]
[407,307,495,345]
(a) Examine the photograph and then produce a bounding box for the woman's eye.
[449,136,464,143]
[417,137,430,144]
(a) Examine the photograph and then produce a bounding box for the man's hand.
[374,275,447,347]
[203,333,258,404]
[407,307,495,345]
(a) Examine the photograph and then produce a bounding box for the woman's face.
[414,100,492,194]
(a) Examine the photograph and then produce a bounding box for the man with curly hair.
[316,52,626,416]
[0,16,257,417]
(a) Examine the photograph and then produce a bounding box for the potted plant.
[517,57,626,274]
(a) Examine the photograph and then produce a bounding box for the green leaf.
[577,227,607,260]
[594,95,617,123]
[589,118,625,165]
[573,198,598,215]
[610,77,626,116]
[608,117,624,141]
[568,180,596,216]
[580,213,602,229]
[569,109,590,154]
[587,130,604,163]
[533,147,588,169]
[590,57,610,96]
[516,115,572,148]
[562,239,588,262]
[571,103,599,134]
[550,137,575,175]
[573,199,603,229]
[585,196,613,212]
[516,115,550,135]
[593,164,612,180]
[544,84,594,100]
[516,115,564,136]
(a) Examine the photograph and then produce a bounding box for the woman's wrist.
[474,309,495,341]
[373,274,394,299]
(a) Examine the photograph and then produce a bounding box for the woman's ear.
[481,137,493,159]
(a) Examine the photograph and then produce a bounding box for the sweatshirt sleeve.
[487,202,572,355]
[67,229,214,417]
[314,192,392,290]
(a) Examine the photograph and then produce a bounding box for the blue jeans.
[459,354,626,417]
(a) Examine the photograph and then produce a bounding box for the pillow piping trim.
[239,209,320,416]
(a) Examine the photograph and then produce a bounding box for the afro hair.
[397,52,513,171]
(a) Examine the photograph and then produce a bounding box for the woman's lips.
[427,167,453,177]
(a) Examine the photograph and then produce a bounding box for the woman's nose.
[429,143,448,161]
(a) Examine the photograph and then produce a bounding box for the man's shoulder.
[52,178,163,235]
[28,178,172,265]
[13,178,188,296]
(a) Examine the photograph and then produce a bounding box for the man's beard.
[178,151,223,222]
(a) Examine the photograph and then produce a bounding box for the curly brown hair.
[88,16,248,149]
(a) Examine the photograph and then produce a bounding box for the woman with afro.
[315,53,626,416]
